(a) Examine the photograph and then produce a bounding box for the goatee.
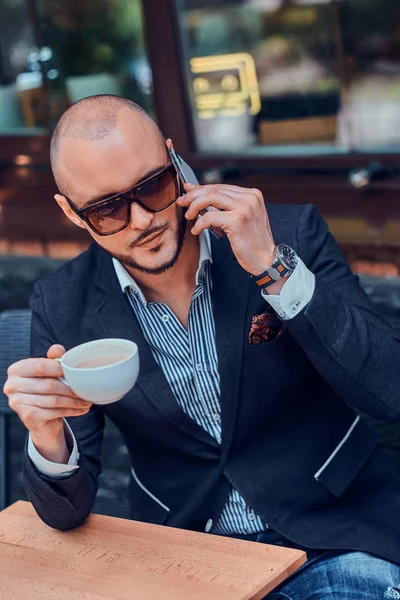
[106,209,187,276]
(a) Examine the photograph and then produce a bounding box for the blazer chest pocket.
[314,416,379,497]
[128,466,170,525]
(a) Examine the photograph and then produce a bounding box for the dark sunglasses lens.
[136,169,178,211]
[86,198,129,235]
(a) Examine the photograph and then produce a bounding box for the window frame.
[2,0,400,251]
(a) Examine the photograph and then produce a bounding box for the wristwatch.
[253,244,298,289]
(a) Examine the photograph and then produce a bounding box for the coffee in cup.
[75,356,129,369]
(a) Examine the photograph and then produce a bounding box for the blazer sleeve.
[22,281,105,531]
[285,204,400,421]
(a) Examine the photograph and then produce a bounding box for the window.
[177,0,400,155]
[0,0,153,134]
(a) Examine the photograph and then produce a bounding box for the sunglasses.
[65,164,180,236]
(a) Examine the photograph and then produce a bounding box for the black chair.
[0,309,32,510]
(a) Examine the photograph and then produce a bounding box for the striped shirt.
[113,232,266,536]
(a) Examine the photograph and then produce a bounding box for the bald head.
[50,95,164,196]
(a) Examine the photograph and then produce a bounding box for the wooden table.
[0,502,306,600]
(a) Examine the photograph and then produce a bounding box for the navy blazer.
[23,204,400,564]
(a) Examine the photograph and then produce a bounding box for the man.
[5,95,400,599]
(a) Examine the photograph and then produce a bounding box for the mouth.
[135,227,166,248]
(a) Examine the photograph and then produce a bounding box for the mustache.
[130,224,168,247]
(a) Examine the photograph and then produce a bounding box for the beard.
[106,208,188,276]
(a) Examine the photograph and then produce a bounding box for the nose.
[129,201,154,231]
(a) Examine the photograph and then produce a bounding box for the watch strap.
[253,262,291,288]
[252,244,297,288]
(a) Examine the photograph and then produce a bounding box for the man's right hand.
[4,344,92,463]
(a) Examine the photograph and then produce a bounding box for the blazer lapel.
[93,248,217,447]
[210,236,251,456]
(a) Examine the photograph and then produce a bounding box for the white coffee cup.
[56,339,139,405]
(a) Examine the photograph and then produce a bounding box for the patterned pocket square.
[248,309,285,345]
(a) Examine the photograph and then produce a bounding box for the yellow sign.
[190,53,261,120]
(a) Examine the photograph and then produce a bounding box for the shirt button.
[195,363,203,372]
[213,413,221,423]
[205,519,213,533]
[278,311,285,319]
[248,511,256,521]
[161,314,170,323]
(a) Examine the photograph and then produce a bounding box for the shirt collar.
[112,229,212,300]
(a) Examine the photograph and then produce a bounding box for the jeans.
[267,551,400,599]
[234,530,400,599]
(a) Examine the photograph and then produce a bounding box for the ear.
[55,194,87,230]
[165,138,174,151]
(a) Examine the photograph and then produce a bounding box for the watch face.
[278,244,298,270]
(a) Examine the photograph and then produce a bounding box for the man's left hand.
[177,183,276,276]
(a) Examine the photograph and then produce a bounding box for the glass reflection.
[179,0,400,154]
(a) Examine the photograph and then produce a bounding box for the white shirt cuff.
[27,419,80,479]
[262,258,315,320]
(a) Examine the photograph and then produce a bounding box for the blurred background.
[2,0,400,516]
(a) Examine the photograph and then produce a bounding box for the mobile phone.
[169,148,223,240]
